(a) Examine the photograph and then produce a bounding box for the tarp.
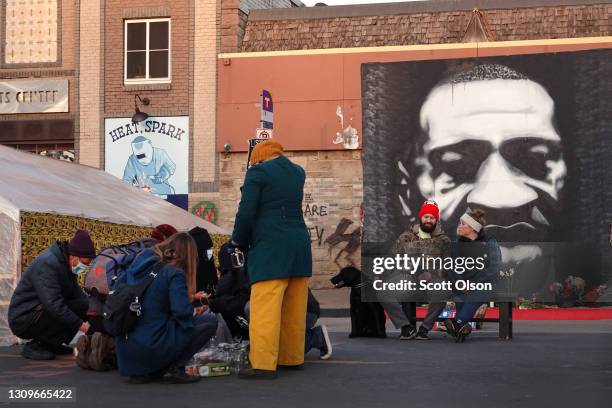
[0,145,228,345]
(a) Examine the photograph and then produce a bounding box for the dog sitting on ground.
[330,266,386,338]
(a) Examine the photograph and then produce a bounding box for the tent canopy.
[0,145,227,233]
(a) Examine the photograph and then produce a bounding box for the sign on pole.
[256,128,273,139]
[261,89,273,129]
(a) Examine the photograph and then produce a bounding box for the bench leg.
[499,302,513,339]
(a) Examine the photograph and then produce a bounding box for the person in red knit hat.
[379,200,451,340]
[150,224,178,243]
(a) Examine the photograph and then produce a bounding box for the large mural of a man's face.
[398,65,567,270]
[393,65,571,291]
[363,50,611,299]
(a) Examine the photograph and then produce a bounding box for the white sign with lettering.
[0,79,68,114]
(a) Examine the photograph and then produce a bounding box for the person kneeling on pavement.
[8,230,96,360]
[115,232,218,384]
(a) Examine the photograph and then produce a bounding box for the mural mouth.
[484,222,550,242]
[485,222,536,230]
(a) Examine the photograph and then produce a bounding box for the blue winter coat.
[115,249,194,377]
[231,155,312,284]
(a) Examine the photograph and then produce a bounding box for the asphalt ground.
[0,319,610,408]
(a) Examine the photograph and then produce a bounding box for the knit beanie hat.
[150,224,178,243]
[250,140,284,165]
[68,229,96,258]
[418,200,440,221]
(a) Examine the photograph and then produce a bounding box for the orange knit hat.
[250,140,284,165]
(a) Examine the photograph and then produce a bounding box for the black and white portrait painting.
[362,49,612,300]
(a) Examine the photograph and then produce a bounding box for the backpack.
[84,240,155,315]
[102,262,164,338]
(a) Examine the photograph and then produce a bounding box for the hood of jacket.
[125,248,161,285]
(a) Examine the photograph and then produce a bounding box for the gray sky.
[300,0,426,6]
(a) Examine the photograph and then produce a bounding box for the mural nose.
[467,153,538,209]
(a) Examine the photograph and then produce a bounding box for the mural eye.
[441,151,463,162]
[500,138,562,181]
[529,144,550,155]
[428,140,491,185]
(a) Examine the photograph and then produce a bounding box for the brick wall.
[242,3,612,51]
[78,0,103,167]
[218,150,363,288]
[104,0,190,118]
[191,0,220,195]
[0,0,77,133]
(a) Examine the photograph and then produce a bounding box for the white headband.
[460,213,483,233]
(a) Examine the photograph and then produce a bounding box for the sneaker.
[22,340,55,360]
[443,319,457,338]
[238,368,278,379]
[278,364,304,370]
[414,326,430,340]
[455,323,472,343]
[161,366,200,384]
[319,324,332,360]
[399,324,417,340]
[47,343,74,355]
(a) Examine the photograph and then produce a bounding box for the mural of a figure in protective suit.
[361,50,612,300]
[122,135,176,196]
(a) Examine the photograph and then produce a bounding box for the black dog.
[330,266,386,338]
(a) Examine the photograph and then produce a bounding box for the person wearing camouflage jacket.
[379,200,451,340]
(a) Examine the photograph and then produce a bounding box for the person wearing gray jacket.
[9,230,96,360]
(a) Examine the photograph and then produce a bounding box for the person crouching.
[9,229,96,360]
[115,232,218,384]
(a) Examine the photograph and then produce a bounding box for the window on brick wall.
[124,18,171,83]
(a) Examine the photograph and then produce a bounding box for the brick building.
[217,0,612,287]
[1,0,610,288]
[0,0,300,208]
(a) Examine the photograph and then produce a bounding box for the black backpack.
[102,262,164,338]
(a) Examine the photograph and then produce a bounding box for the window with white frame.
[124,18,171,83]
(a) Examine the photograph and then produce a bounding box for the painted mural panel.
[362,49,612,303]
[104,116,189,210]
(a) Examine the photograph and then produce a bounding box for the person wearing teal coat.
[232,140,312,379]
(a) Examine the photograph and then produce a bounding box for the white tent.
[0,145,227,345]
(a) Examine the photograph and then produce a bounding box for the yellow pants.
[249,277,309,371]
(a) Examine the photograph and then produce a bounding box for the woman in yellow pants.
[231,140,312,379]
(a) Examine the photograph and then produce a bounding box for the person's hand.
[193,291,209,302]
[193,306,208,315]
[79,322,90,334]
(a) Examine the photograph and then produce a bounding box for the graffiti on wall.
[333,106,359,149]
[191,201,218,225]
[324,218,361,267]
[362,49,612,301]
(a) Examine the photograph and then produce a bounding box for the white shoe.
[319,324,332,360]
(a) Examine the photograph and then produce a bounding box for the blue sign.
[261,90,274,129]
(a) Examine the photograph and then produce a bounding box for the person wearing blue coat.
[115,233,218,384]
[232,140,312,379]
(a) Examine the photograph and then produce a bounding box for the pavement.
[0,315,611,408]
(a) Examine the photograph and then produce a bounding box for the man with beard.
[381,200,450,340]
[398,64,566,296]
